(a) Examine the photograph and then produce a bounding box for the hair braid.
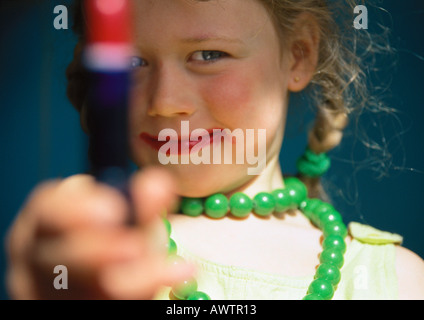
[258,0,367,199]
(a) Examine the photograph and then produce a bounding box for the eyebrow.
[180,36,245,45]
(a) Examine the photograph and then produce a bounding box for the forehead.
[131,0,272,44]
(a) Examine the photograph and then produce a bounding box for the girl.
[6,0,424,300]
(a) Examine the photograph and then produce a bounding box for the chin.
[132,146,254,197]
[162,163,251,198]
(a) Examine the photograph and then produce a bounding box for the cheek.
[200,65,288,159]
[201,67,286,133]
[201,72,256,127]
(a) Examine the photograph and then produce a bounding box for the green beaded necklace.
[163,177,348,300]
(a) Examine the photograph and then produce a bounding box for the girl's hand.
[6,167,193,299]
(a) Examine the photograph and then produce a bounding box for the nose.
[146,64,197,118]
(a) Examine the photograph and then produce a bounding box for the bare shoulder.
[395,245,424,299]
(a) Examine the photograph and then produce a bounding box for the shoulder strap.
[348,222,403,245]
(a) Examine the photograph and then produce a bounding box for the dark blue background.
[1,0,423,299]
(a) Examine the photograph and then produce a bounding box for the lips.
[140,129,219,155]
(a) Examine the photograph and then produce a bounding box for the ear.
[287,13,320,92]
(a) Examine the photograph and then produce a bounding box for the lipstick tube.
[83,0,134,204]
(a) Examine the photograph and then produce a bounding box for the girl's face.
[129,0,292,197]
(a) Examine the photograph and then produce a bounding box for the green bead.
[307,279,334,300]
[187,291,211,300]
[323,221,348,238]
[300,198,323,220]
[167,238,177,255]
[322,235,346,253]
[315,263,341,286]
[204,194,229,219]
[296,148,331,178]
[253,192,275,217]
[312,202,342,228]
[181,198,203,217]
[311,202,334,225]
[172,278,198,300]
[318,210,342,229]
[284,177,308,205]
[271,189,295,212]
[319,248,344,269]
[299,200,308,211]
[302,293,325,300]
[314,202,334,214]
[163,218,172,237]
[229,193,253,218]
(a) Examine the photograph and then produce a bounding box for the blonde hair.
[256,0,393,198]
[66,0,392,199]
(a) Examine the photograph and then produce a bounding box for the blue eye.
[130,56,147,69]
[191,51,228,62]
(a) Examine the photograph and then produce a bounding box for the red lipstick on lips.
[140,129,221,156]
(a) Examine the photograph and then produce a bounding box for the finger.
[99,253,195,300]
[7,180,61,264]
[130,167,179,225]
[6,263,38,300]
[31,175,129,235]
[31,228,148,274]
[27,227,151,299]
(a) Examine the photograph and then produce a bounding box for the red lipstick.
[140,129,221,156]
[85,0,132,44]
[84,0,135,223]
